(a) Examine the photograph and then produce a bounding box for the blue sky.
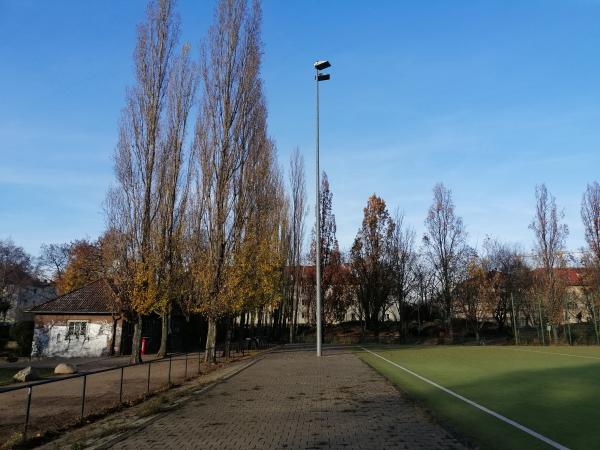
[1,0,600,257]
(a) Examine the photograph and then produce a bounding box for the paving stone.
[111,348,466,450]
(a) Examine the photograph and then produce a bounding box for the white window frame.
[67,320,88,339]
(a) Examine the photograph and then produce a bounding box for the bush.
[10,321,34,356]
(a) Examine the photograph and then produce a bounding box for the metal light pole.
[314,60,331,357]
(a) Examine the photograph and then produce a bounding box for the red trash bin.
[141,337,148,355]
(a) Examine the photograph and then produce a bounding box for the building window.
[67,321,88,339]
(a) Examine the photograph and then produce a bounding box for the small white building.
[29,280,123,358]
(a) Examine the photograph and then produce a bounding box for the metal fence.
[0,339,273,447]
[510,320,600,346]
[502,292,600,346]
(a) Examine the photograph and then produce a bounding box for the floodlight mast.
[314,60,331,71]
[314,59,331,358]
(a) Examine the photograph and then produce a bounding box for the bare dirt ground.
[0,351,255,447]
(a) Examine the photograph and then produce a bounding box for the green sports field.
[359,346,600,450]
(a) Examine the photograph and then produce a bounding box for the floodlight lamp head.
[316,73,330,82]
[314,60,331,71]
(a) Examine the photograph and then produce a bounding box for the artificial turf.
[359,345,600,450]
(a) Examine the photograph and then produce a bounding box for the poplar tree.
[530,184,568,342]
[191,0,269,361]
[108,0,182,363]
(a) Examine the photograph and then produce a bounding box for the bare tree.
[390,210,416,337]
[529,184,569,342]
[287,148,306,343]
[412,258,437,332]
[582,182,600,266]
[423,183,469,341]
[581,182,600,326]
[39,243,70,281]
[0,240,34,321]
[155,42,197,357]
[484,238,531,332]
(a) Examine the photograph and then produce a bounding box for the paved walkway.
[110,348,466,450]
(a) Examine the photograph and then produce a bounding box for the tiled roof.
[532,268,591,286]
[29,279,118,314]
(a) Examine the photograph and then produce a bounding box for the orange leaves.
[55,240,103,295]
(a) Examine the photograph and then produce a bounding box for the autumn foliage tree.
[54,240,103,294]
[350,195,396,333]
[455,255,499,342]
[107,0,185,363]
[308,173,347,325]
[530,184,569,342]
[189,0,278,361]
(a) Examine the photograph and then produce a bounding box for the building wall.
[3,284,56,324]
[295,287,401,325]
[31,314,122,358]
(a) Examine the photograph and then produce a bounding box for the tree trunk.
[224,318,232,358]
[130,314,143,364]
[290,282,299,343]
[289,303,295,343]
[204,318,217,363]
[240,313,246,340]
[552,324,559,344]
[157,310,169,357]
[109,315,120,356]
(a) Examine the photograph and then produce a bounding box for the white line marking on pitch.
[361,347,569,450]
[502,347,600,361]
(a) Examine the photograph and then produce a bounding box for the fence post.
[147,361,151,394]
[198,350,201,376]
[564,297,573,345]
[23,386,32,441]
[81,375,87,420]
[168,355,172,386]
[184,352,188,380]
[592,301,600,345]
[119,366,124,404]
[511,293,519,345]
[538,301,545,346]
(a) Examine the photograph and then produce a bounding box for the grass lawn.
[360,345,600,450]
[0,367,55,386]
